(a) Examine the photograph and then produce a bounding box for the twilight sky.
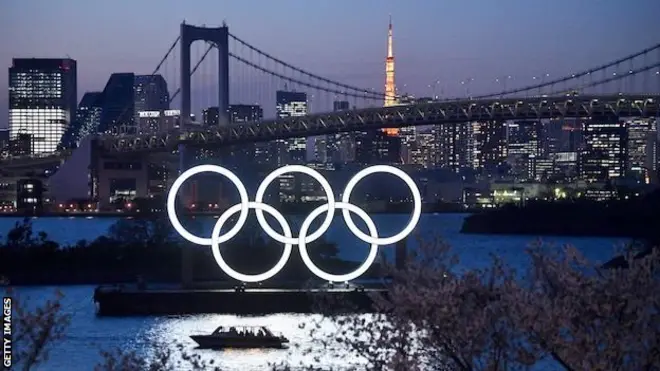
[2,0,660,128]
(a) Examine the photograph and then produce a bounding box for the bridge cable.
[228,33,392,101]
[468,43,660,100]
[545,62,660,97]
[109,36,181,135]
[225,45,388,101]
[168,43,215,103]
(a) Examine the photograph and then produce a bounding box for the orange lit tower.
[383,16,399,136]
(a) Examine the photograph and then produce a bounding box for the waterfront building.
[8,58,77,154]
[582,120,627,183]
[626,118,657,183]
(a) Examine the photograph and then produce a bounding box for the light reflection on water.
[135,314,365,371]
[2,214,628,370]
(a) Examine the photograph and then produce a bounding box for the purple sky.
[2,0,660,127]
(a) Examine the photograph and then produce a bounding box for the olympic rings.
[298,202,379,282]
[342,165,422,246]
[167,165,250,246]
[166,164,422,283]
[254,165,335,245]
[211,202,293,283]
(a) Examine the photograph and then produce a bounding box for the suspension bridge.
[89,23,660,155]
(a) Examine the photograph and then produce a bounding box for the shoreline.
[459,229,636,238]
[0,209,478,218]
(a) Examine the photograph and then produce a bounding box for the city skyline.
[3,0,660,128]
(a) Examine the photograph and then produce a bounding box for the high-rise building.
[626,118,657,181]
[99,73,135,132]
[507,121,542,156]
[133,74,169,120]
[402,131,434,168]
[8,58,77,154]
[276,91,308,164]
[506,121,542,179]
[471,121,507,176]
[96,73,170,134]
[382,17,399,136]
[60,92,103,149]
[582,120,627,183]
[433,123,470,172]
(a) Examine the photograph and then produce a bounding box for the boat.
[190,325,290,349]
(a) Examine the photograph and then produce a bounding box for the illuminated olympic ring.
[166,164,422,283]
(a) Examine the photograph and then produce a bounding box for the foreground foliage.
[274,237,660,371]
[4,237,659,370]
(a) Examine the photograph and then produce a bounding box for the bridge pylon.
[180,23,230,127]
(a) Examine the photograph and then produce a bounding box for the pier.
[93,284,386,316]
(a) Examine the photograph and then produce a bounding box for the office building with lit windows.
[472,121,508,176]
[8,58,77,154]
[433,123,470,172]
[276,91,308,164]
[99,73,169,134]
[133,74,169,119]
[582,120,627,183]
[506,121,542,180]
[59,91,103,149]
[626,118,657,181]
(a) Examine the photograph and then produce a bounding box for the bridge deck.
[98,94,658,154]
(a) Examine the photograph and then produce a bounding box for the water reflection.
[141,314,366,371]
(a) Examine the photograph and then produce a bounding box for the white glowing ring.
[166,164,422,283]
[254,165,335,245]
[167,165,249,246]
[341,165,422,246]
[211,202,293,283]
[298,202,379,282]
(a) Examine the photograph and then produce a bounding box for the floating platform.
[93,284,386,316]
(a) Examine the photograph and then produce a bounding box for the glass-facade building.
[99,73,135,133]
[59,91,103,149]
[8,58,77,154]
[133,74,169,120]
[97,73,169,134]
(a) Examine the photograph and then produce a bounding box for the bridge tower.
[180,23,230,127]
